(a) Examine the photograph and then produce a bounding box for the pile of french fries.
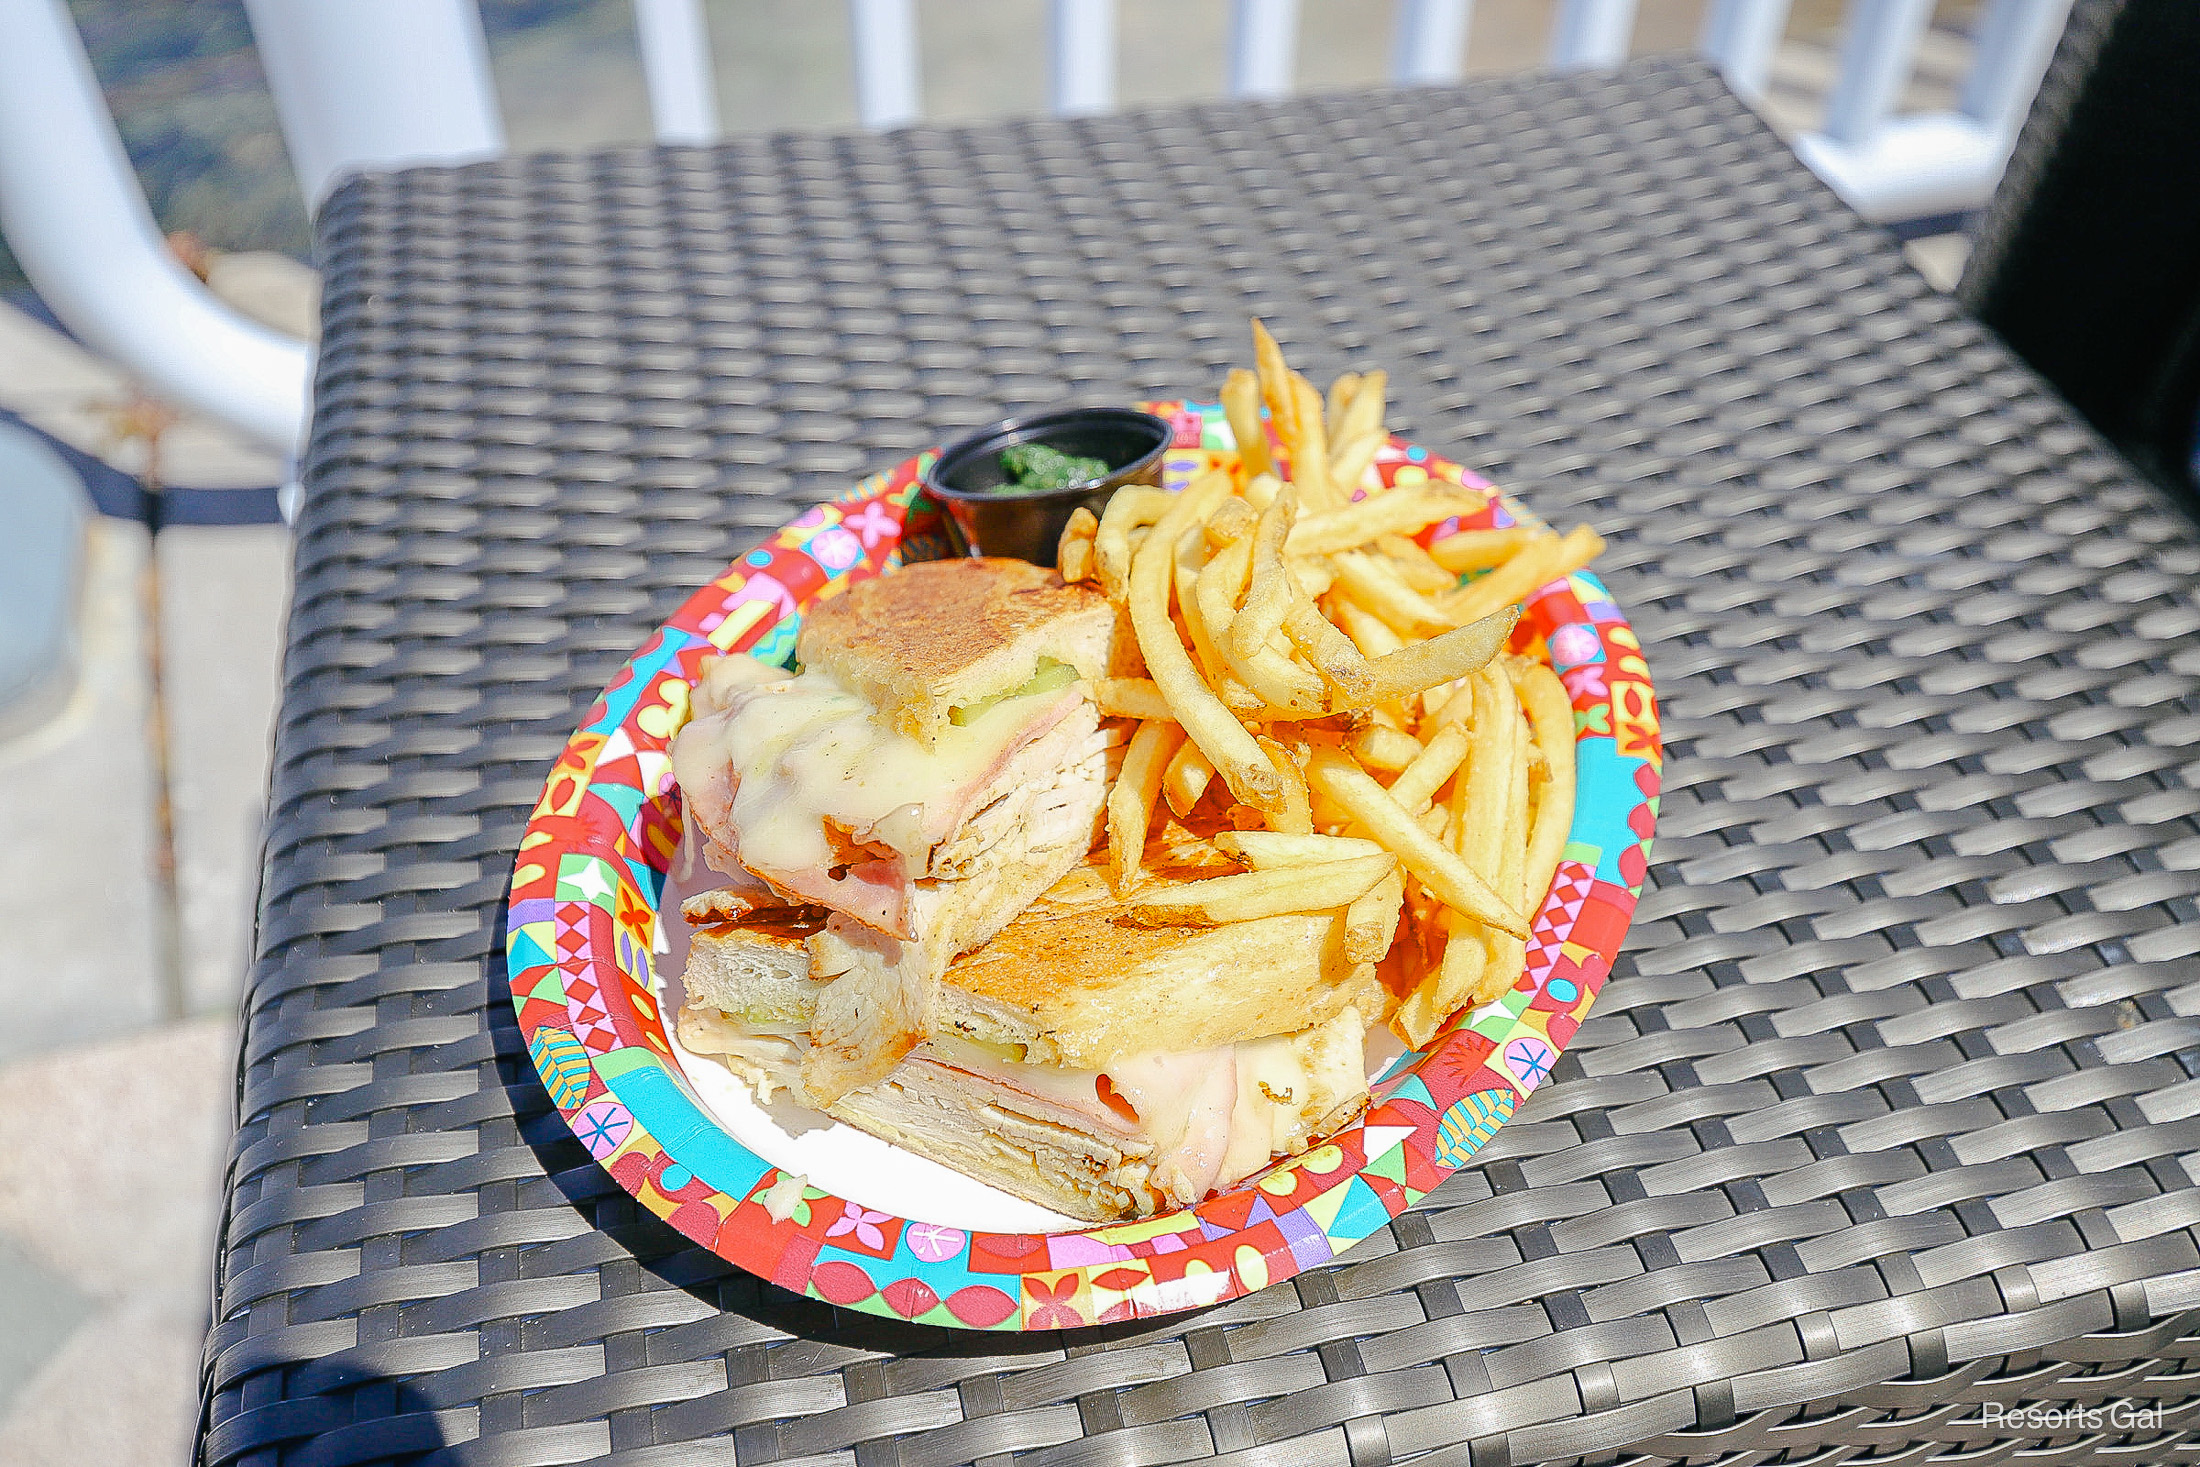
[1057,322,1605,1048]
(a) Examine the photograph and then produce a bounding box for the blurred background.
[0,0,1981,294]
[0,1,1994,1462]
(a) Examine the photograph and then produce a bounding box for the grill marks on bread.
[797,559,1114,748]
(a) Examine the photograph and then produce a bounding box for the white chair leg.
[634,0,722,144]
[1820,0,1936,146]
[1391,0,1472,87]
[1698,0,1794,103]
[1228,0,1300,98]
[1549,0,1640,72]
[245,0,505,206]
[0,0,310,452]
[849,0,921,130]
[1960,0,2078,141]
[1051,0,1117,117]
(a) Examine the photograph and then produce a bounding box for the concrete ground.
[0,279,293,1463]
[0,2,1978,1457]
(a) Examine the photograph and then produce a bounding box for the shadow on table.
[487,920,1218,1362]
[200,1374,456,1466]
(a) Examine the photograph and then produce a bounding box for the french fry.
[1471,711,1533,1005]
[1060,534,1096,586]
[1258,735,1315,834]
[1216,831,1386,868]
[1437,532,1557,623]
[1245,705,1364,729]
[1206,496,1258,548]
[1108,719,1184,895]
[1344,869,1404,964]
[1098,677,1175,721]
[1093,327,1609,1049]
[1330,550,1456,636]
[1287,487,1474,558]
[1427,676,1478,728]
[1195,534,1252,616]
[1337,367,1386,447]
[1339,606,1519,706]
[1327,372,1361,431]
[1304,747,1527,937]
[1389,722,1470,813]
[1128,471,1283,812]
[1230,480,1299,664]
[1126,853,1394,926]
[1222,367,1274,481]
[1375,535,1458,593]
[1331,595,1405,659]
[1196,531,1329,714]
[1397,919,1487,1047]
[1095,487,1173,604]
[1441,524,1604,625]
[1283,601,1376,701]
[1509,656,1576,917]
[1162,736,1217,817]
[1457,667,1519,886]
[1546,525,1605,579]
[1174,522,1231,686]
[1244,644,1329,713]
[1429,527,1536,575]
[1288,372,1334,508]
[1058,505,1099,583]
[1328,597,1416,728]
[1472,939,1528,1010]
[1348,723,1425,772]
[1328,432,1384,498]
[1418,802,1449,843]
[1251,319,1298,451]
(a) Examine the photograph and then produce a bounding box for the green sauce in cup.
[922,407,1174,566]
[996,442,1112,495]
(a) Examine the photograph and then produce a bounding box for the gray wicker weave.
[201,60,2200,1467]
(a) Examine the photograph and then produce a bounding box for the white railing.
[244,0,504,209]
[1795,0,2075,223]
[633,0,722,145]
[0,0,2078,454]
[0,0,311,454]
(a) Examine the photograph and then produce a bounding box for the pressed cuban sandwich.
[669,558,1122,1102]
[677,832,1380,1221]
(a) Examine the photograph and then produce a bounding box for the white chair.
[0,0,2076,457]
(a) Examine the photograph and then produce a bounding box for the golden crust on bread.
[941,905,1356,1069]
[796,559,1115,746]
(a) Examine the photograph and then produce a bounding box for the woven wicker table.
[200,59,2200,1467]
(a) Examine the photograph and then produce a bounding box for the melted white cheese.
[676,1004,806,1102]
[670,653,1078,935]
[1109,1050,1241,1205]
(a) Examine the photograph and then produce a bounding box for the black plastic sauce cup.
[921,407,1174,567]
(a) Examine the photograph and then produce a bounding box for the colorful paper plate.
[506,401,1661,1330]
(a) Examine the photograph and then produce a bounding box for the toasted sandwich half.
[676,844,1382,1222]
[669,558,1122,1102]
